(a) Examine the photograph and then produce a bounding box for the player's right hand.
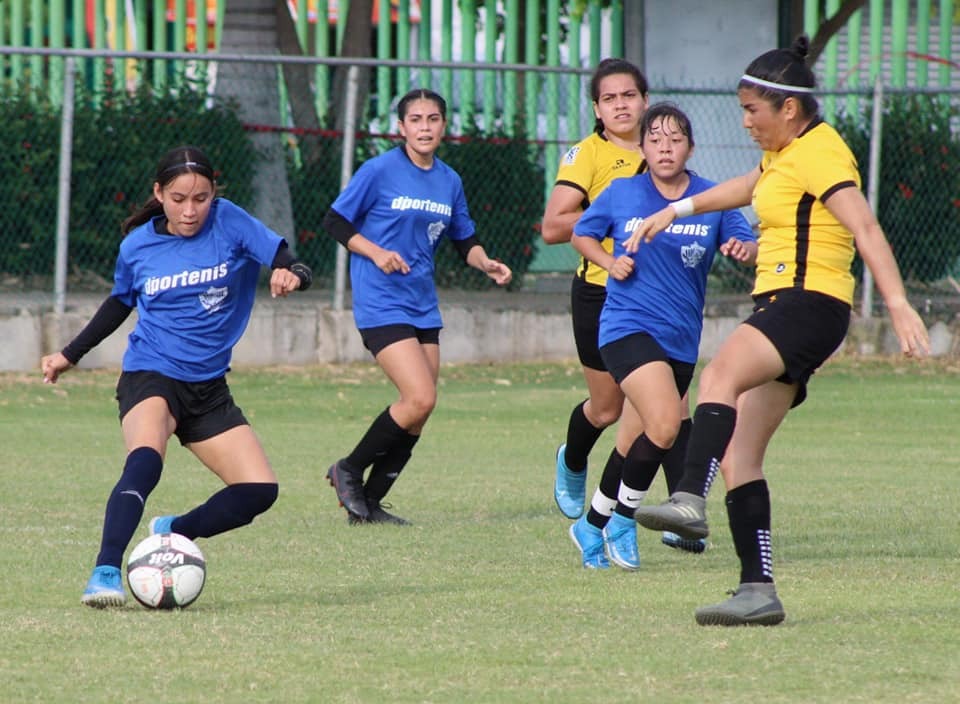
[624,206,676,253]
[41,352,73,384]
[373,249,410,275]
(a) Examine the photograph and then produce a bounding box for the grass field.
[1,357,958,703]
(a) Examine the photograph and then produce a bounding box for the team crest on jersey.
[681,242,706,268]
[427,220,446,246]
[563,146,580,165]
[199,285,228,313]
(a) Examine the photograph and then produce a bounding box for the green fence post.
[588,0,601,66]
[504,0,518,136]
[524,0,538,139]
[441,0,453,103]
[915,0,931,88]
[153,0,166,89]
[868,0,884,85]
[461,0,476,127]
[378,0,392,129]
[545,0,559,187]
[30,0,42,91]
[845,4,862,119]
[418,0,431,88]
[482,0,496,131]
[397,0,411,93]
[609,0,623,58]
[12,0,24,84]
[823,0,839,122]
[890,0,907,87]
[567,12,582,142]
[937,0,953,88]
[50,1,67,105]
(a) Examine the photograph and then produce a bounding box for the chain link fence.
[2,51,958,316]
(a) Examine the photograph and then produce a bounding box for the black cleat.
[346,500,411,526]
[326,461,369,520]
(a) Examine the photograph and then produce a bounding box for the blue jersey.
[574,172,755,363]
[331,146,476,329]
[111,198,284,381]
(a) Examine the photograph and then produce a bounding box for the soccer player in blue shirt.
[322,89,512,525]
[41,145,313,607]
[569,103,757,569]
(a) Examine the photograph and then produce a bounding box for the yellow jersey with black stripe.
[555,132,645,286]
[752,119,859,304]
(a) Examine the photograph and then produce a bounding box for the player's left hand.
[720,238,752,262]
[269,267,302,298]
[483,259,512,286]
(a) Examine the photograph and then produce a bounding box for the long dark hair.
[590,58,649,135]
[122,145,217,234]
[738,34,819,117]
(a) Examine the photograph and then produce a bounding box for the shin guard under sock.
[726,479,773,584]
[174,483,279,540]
[563,400,605,472]
[95,447,163,568]
[676,403,736,498]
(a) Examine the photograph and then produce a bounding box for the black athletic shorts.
[359,324,440,357]
[745,288,851,407]
[116,370,248,445]
[600,332,695,395]
[570,275,607,371]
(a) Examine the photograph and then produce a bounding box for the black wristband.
[289,262,313,291]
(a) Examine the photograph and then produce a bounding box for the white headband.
[739,74,816,94]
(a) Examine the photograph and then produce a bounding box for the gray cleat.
[633,491,708,540]
[695,582,786,626]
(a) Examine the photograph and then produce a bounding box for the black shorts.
[600,332,695,395]
[571,276,607,371]
[116,371,248,446]
[359,324,440,357]
[746,288,851,407]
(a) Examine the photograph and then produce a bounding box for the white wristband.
[671,197,695,219]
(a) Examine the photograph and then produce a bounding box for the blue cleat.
[569,516,609,569]
[149,515,176,535]
[554,444,586,519]
[662,530,707,554]
[81,565,126,608]
[603,512,640,570]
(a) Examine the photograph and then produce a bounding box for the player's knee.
[229,482,279,524]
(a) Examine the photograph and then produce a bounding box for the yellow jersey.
[555,132,645,286]
[752,119,859,304]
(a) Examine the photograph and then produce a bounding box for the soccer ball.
[126,533,206,609]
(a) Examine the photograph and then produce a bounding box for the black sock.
[586,449,624,529]
[616,434,668,518]
[174,483,279,540]
[365,432,419,503]
[676,403,736,498]
[726,479,773,584]
[661,417,692,495]
[95,447,163,568]
[563,400,605,472]
[345,407,408,473]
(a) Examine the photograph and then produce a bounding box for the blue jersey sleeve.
[216,200,284,265]
[718,207,756,246]
[572,188,613,241]
[330,158,381,227]
[445,177,476,242]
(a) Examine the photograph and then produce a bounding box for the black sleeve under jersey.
[270,240,313,291]
[323,208,358,247]
[61,295,133,365]
[452,235,482,263]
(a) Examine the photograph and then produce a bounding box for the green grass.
[1,358,958,703]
